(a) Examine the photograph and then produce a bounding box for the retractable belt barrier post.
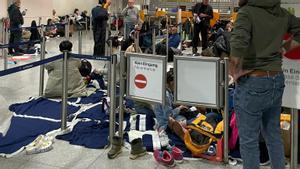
[65,19,70,40]
[152,28,156,55]
[118,51,126,141]
[85,17,88,33]
[109,54,117,145]
[223,58,229,164]
[2,20,8,70]
[61,50,69,130]
[134,31,140,52]
[38,17,42,26]
[39,25,46,96]
[78,30,83,54]
[291,108,299,169]
[166,16,169,57]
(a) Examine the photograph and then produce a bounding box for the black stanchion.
[39,25,46,96]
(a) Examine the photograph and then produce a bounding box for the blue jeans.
[234,73,285,169]
[124,22,135,40]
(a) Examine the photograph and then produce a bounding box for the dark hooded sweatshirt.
[230,0,300,71]
[8,4,24,29]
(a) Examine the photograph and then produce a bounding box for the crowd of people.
[5,0,300,168]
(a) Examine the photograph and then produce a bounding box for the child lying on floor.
[153,69,188,147]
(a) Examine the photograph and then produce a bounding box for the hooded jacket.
[230,0,300,71]
[8,4,24,29]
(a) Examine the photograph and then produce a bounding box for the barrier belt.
[71,53,112,62]
[0,54,63,77]
[0,40,41,49]
[8,23,66,31]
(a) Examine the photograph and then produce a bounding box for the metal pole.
[152,28,156,55]
[109,54,117,145]
[116,14,119,34]
[38,17,42,26]
[61,51,69,130]
[78,30,82,54]
[166,16,169,58]
[118,51,126,141]
[85,17,88,33]
[1,20,4,68]
[223,57,229,164]
[134,31,140,52]
[291,108,299,169]
[3,27,7,70]
[65,18,70,40]
[39,25,46,96]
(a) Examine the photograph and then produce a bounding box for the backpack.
[184,114,223,156]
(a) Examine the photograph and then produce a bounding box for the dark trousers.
[8,30,22,54]
[156,43,174,62]
[93,24,106,56]
[192,23,209,52]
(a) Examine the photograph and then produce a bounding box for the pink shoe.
[153,150,175,167]
[170,146,183,163]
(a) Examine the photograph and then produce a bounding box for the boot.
[107,136,122,159]
[130,138,147,160]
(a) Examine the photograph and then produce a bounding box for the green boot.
[129,138,147,160]
[107,136,122,159]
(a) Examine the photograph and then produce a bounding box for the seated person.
[153,69,188,147]
[45,19,58,38]
[29,20,41,41]
[156,25,181,62]
[44,41,98,98]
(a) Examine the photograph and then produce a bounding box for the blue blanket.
[0,117,60,155]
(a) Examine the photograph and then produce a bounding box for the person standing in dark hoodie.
[192,0,213,55]
[91,0,110,56]
[230,0,300,168]
[8,0,24,56]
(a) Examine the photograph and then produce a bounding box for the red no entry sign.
[283,34,300,60]
[135,74,147,89]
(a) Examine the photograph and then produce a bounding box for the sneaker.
[26,135,53,155]
[158,130,170,148]
[153,150,175,167]
[169,146,183,163]
[129,138,147,160]
[192,47,197,54]
[107,136,122,159]
[206,145,216,156]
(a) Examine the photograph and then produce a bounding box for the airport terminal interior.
[0,0,300,169]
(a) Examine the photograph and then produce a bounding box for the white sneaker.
[25,135,53,155]
[158,130,169,147]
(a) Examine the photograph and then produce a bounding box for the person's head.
[52,9,56,16]
[13,0,21,7]
[59,40,73,52]
[167,69,175,91]
[47,18,53,25]
[169,25,178,34]
[98,0,106,5]
[79,59,92,77]
[74,8,80,15]
[238,0,248,7]
[202,0,209,5]
[31,20,37,27]
[128,0,135,8]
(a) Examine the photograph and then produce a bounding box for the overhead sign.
[127,53,167,104]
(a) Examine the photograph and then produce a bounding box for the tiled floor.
[0,31,294,169]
